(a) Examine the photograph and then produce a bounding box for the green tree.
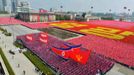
[101,17,114,20]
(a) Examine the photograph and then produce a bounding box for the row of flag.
[25,32,48,43]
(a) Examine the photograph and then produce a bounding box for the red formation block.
[67,35,134,67]
[82,20,134,32]
[22,22,51,29]
[0,17,24,25]
[0,17,51,29]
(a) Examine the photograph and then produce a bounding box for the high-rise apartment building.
[11,0,18,13]
[17,1,30,13]
[0,0,7,11]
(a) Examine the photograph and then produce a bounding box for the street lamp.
[90,6,93,15]
[128,9,130,12]
[60,5,63,12]
[91,6,93,9]
[123,6,127,10]
[109,9,112,12]
[128,9,131,21]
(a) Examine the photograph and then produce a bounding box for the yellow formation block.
[80,27,134,40]
[119,31,134,36]
[50,22,88,29]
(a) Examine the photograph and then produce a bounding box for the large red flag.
[70,50,91,64]
[51,44,91,64]
[70,47,80,53]
[51,46,82,59]
[51,47,72,59]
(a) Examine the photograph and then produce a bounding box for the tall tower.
[11,0,18,13]
[0,0,7,11]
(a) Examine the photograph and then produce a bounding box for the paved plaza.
[0,24,134,75]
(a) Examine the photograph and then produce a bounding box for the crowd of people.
[16,33,114,75]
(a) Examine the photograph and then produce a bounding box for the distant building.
[0,0,7,11]
[132,12,134,17]
[17,1,30,13]
[85,16,101,21]
[74,12,101,21]
[85,12,101,21]
[55,12,73,20]
[39,8,47,13]
[17,12,56,22]
[11,0,18,13]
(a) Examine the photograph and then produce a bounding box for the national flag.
[70,50,91,64]
[51,47,72,59]
[51,44,81,58]
[51,46,81,59]
[64,43,82,48]
[70,47,80,55]
[51,43,91,64]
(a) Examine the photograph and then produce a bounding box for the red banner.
[40,32,48,38]
[52,46,91,64]
[39,9,47,13]
[70,50,91,64]
[25,34,33,41]
[39,32,48,43]
[39,37,48,43]
[51,47,72,59]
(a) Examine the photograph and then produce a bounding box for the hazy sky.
[28,0,134,13]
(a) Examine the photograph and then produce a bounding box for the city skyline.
[28,0,134,13]
[1,0,134,14]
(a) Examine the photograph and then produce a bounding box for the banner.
[51,44,91,64]
[70,50,91,64]
[51,47,72,59]
[25,34,33,41]
[39,9,47,13]
[39,37,48,43]
[40,32,48,38]
[39,32,48,43]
